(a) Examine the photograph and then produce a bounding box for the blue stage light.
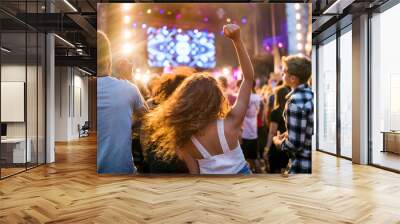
[147,27,216,68]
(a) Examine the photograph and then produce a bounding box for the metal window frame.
[315,22,353,162]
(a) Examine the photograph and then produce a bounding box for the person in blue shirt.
[96,31,147,174]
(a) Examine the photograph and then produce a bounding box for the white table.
[1,138,31,163]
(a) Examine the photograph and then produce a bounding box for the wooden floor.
[1,167,26,177]
[372,150,400,171]
[1,136,400,223]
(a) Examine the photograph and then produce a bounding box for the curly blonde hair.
[152,73,190,104]
[143,73,229,159]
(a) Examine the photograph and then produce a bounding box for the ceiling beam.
[67,13,96,45]
[323,0,356,14]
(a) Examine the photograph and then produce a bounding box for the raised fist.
[223,24,241,41]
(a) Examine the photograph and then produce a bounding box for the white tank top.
[190,119,247,174]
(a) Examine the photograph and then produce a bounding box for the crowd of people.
[97,24,313,175]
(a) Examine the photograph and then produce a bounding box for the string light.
[147,9,152,14]
[297,43,303,50]
[122,3,131,12]
[123,29,132,39]
[296,33,303,40]
[222,67,230,76]
[123,43,133,55]
[123,15,131,24]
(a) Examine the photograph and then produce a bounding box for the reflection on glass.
[0,1,46,179]
[340,30,352,158]
[38,33,46,165]
[1,31,27,177]
[27,32,38,169]
[318,37,337,154]
[371,3,400,171]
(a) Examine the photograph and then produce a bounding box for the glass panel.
[1,30,27,177]
[317,37,337,154]
[27,31,38,169]
[312,45,317,151]
[339,29,352,158]
[371,4,400,171]
[38,32,45,165]
[0,1,46,178]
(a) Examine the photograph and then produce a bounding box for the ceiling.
[0,0,97,73]
[311,0,389,44]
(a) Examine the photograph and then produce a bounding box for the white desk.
[1,138,31,163]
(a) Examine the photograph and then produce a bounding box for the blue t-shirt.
[97,76,144,174]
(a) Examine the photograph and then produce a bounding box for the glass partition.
[371,3,400,171]
[317,36,337,154]
[0,1,46,179]
[1,30,28,177]
[339,28,352,158]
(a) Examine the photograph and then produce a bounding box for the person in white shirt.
[240,82,262,173]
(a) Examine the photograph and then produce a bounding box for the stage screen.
[147,27,216,69]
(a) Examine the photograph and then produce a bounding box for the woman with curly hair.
[143,24,254,174]
[145,72,191,173]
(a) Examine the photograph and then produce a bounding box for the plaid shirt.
[281,84,314,174]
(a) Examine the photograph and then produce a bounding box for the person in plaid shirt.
[273,55,313,174]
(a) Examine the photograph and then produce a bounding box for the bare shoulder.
[180,140,203,160]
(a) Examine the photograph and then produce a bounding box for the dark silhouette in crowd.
[264,85,290,173]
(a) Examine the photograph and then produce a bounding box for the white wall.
[1,65,37,137]
[55,67,69,141]
[1,64,45,164]
[55,67,89,141]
